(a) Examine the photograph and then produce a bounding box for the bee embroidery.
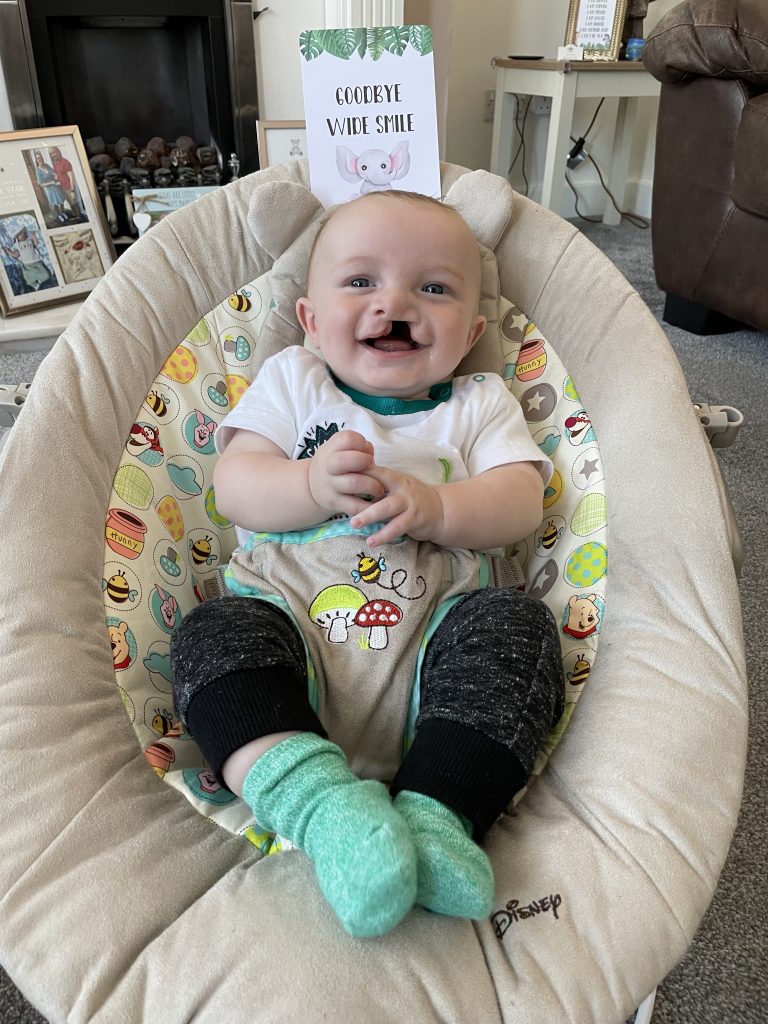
[189,535,216,566]
[537,520,563,552]
[146,389,169,418]
[102,571,138,605]
[352,552,386,584]
[151,707,183,739]
[228,290,252,313]
[567,657,591,686]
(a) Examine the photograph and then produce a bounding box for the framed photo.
[130,186,219,237]
[565,0,629,61]
[0,125,116,316]
[256,121,307,169]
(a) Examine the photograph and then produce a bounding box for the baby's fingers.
[362,513,409,548]
[335,494,379,518]
[325,447,375,478]
[335,472,385,501]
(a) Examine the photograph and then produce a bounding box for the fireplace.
[1,0,260,174]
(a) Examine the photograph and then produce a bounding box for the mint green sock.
[242,733,416,937]
[393,790,494,919]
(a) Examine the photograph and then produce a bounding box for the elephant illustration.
[336,141,410,194]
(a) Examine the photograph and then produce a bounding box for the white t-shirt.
[216,347,551,546]
[15,237,43,265]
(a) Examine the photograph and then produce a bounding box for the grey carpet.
[0,220,765,1023]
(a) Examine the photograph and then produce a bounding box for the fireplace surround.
[0,0,260,173]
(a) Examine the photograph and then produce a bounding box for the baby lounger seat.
[0,162,747,1023]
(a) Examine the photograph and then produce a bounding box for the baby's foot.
[243,735,416,937]
[394,789,494,919]
[304,779,417,937]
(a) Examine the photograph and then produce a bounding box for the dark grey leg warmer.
[170,596,326,786]
[392,587,564,837]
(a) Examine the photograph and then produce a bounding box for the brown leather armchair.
[643,0,768,334]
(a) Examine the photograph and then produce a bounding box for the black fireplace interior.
[25,0,236,167]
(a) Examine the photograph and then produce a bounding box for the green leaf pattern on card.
[408,25,433,55]
[373,26,410,58]
[299,29,324,61]
[333,28,362,59]
[300,25,432,61]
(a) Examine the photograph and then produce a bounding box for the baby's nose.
[374,287,416,319]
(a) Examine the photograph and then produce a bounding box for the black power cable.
[567,98,649,229]
[507,94,532,196]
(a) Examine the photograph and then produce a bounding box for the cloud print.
[168,462,202,496]
[143,651,172,681]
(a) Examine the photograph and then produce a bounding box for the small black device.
[508,55,545,60]
[567,138,587,169]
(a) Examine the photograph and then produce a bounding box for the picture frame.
[565,0,629,61]
[130,186,219,237]
[256,120,308,169]
[0,126,116,316]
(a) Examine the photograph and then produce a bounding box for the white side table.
[490,59,660,224]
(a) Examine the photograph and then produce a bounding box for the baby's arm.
[351,461,544,550]
[213,427,385,533]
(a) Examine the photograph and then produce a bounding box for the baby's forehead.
[326,193,467,231]
[311,194,481,266]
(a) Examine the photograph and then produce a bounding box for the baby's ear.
[296,296,316,338]
[247,180,325,262]
[443,170,515,251]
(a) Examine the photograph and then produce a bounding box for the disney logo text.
[492,894,563,939]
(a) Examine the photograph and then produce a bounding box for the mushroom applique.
[354,600,402,650]
[308,585,367,644]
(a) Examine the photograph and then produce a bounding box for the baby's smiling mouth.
[364,321,420,352]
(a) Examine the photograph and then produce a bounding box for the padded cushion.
[733,93,768,218]
[0,161,747,1024]
[101,171,606,838]
[103,278,607,838]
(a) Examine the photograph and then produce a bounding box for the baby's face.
[296,195,486,400]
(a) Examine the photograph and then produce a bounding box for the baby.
[171,190,563,938]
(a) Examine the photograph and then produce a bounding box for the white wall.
[252,0,326,120]
[404,0,451,157]
[441,0,508,171]
[457,0,678,217]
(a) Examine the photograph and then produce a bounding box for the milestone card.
[299,26,440,207]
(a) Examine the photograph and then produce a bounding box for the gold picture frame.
[0,125,116,316]
[256,120,307,169]
[565,0,629,62]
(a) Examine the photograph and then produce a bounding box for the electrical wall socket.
[530,96,552,116]
[483,90,495,122]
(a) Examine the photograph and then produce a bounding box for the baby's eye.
[422,283,445,294]
[349,277,372,288]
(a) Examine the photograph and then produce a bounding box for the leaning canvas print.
[299,26,441,207]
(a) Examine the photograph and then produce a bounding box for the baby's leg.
[170,595,416,937]
[392,587,564,918]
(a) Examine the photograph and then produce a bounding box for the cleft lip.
[363,320,420,347]
[388,320,411,341]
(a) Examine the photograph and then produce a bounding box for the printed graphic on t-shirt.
[297,421,342,459]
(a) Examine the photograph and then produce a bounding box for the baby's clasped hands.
[351,464,444,548]
[307,428,443,546]
[307,429,384,518]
